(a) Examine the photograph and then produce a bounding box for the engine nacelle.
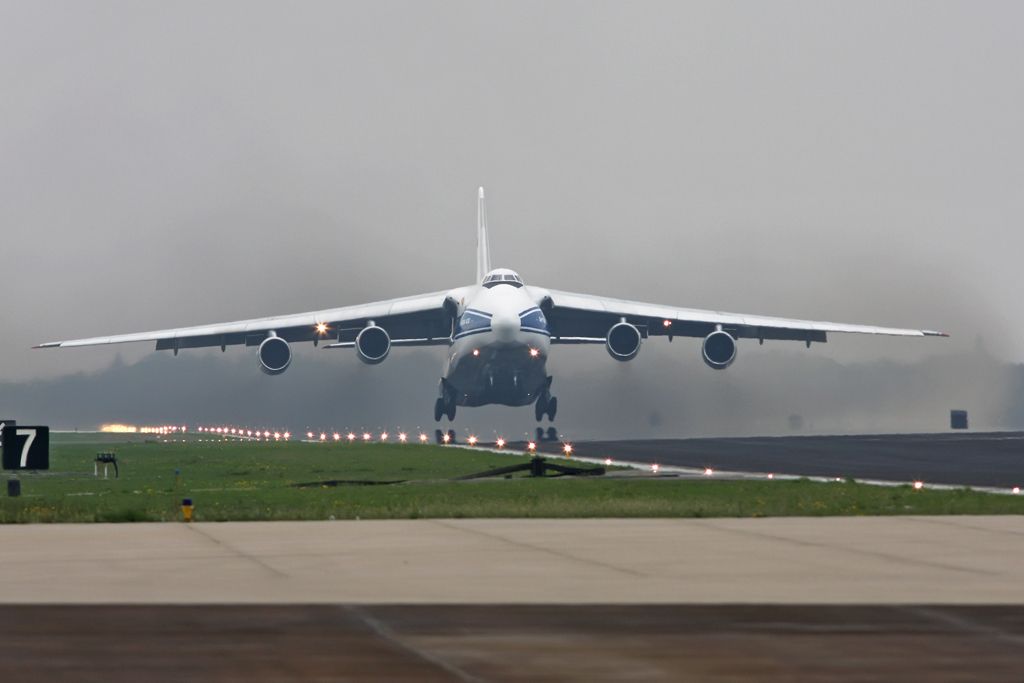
[606,321,642,362]
[702,330,737,370]
[356,325,391,365]
[258,336,292,375]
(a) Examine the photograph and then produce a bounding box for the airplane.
[37,188,946,423]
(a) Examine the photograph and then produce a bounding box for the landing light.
[315,322,328,335]
[472,349,480,357]
[663,319,672,327]
[529,348,539,358]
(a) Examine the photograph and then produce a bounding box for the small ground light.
[767,473,774,480]
[263,431,270,438]
[348,433,356,442]
[398,433,407,443]
[333,433,341,441]
[319,433,327,441]
[442,433,451,443]
[1013,487,1020,495]
[651,463,660,473]
[362,432,372,441]
[283,432,291,440]
[527,441,536,453]
[273,432,281,440]
[419,433,428,443]
[496,437,506,448]
[562,443,573,456]
[467,435,478,446]
[380,432,389,441]
[703,467,714,476]
[307,431,314,439]
[604,458,613,466]
[913,481,924,490]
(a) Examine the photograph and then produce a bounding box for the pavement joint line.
[429,519,647,579]
[693,518,1001,578]
[182,524,290,579]
[901,515,1024,539]
[904,606,1024,647]
[343,605,487,683]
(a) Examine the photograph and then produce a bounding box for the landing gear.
[535,387,558,422]
[434,382,457,422]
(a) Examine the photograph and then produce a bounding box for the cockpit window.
[482,269,524,288]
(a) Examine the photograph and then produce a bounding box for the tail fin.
[476,186,492,282]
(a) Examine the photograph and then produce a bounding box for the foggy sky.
[1,2,1022,433]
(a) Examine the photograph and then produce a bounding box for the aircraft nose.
[491,312,519,342]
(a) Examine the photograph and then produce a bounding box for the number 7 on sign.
[17,428,36,468]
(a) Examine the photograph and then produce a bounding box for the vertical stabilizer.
[476,186,492,282]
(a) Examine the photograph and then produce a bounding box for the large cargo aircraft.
[37,189,946,422]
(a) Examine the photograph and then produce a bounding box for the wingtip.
[478,186,485,199]
[924,330,950,338]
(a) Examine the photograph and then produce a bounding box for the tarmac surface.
[537,432,1024,488]
[2,604,1023,682]
[1,517,1022,604]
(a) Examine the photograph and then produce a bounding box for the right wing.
[35,290,457,351]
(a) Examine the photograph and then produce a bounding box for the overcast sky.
[1,2,1021,402]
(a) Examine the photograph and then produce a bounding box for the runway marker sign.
[2,425,49,470]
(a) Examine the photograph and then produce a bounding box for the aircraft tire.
[534,393,548,422]
[446,403,456,421]
[434,398,444,422]
[546,396,558,422]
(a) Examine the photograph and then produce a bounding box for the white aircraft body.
[38,189,946,423]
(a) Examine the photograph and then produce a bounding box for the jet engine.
[258,336,292,375]
[356,325,391,365]
[702,330,737,370]
[606,321,642,362]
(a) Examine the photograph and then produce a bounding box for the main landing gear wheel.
[446,403,456,421]
[434,398,444,422]
[434,396,456,422]
[535,393,548,422]
[546,396,558,422]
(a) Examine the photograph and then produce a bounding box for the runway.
[1,518,1023,681]
[538,431,1024,489]
[1,517,1022,604]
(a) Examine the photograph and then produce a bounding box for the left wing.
[535,288,947,344]
[35,291,456,351]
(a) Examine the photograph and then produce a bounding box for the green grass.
[1,435,1022,523]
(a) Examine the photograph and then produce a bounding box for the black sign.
[2,425,48,470]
